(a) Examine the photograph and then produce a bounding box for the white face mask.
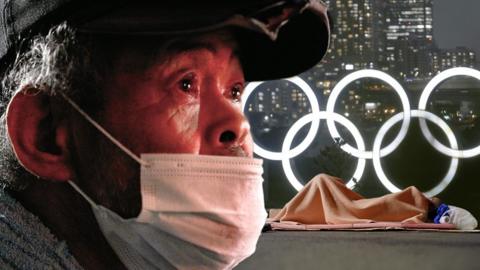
[64,95,267,270]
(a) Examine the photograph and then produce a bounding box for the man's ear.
[6,88,72,181]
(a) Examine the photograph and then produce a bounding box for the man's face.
[68,32,253,216]
[98,32,252,158]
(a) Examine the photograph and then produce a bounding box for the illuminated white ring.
[372,110,459,197]
[282,111,367,191]
[326,70,411,159]
[418,67,480,158]
[242,77,321,160]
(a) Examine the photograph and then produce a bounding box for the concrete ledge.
[236,230,480,270]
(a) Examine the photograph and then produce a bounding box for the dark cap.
[0,0,330,81]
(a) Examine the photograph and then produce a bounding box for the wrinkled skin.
[99,34,252,158]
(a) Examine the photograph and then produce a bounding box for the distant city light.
[372,110,459,196]
[418,67,480,158]
[282,111,366,191]
[365,102,377,110]
[326,69,411,159]
[242,76,320,160]
[245,67,480,194]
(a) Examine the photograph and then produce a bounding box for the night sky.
[434,0,480,56]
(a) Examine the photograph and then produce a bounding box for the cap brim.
[1,0,330,82]
[236,5,330,81]
[76,0,331,81]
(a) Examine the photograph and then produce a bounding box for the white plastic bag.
[439,205,478,230]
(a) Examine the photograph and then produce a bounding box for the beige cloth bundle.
[272,174,431,224]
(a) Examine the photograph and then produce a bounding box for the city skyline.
[320,0,476,80]
[245,0,480,134]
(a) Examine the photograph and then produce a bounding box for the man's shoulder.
[0,189,83,270]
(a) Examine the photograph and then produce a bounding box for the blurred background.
[243,0,480,219]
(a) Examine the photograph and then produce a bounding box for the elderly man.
[0,0,331,269]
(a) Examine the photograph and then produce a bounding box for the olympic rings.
[372,110,459,197]
[418,67,480,158]
[326,70,411,159]
[281,111,367,191]
[244,68,480,195]
[242,77,320,160]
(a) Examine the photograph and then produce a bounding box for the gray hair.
[2,23,95,109]
[0,22,97,190]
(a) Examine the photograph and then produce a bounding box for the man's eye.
[231,83,244,103]
[178,73,198,96]
[180,78,193,92]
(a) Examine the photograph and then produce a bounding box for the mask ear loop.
[68,180,99,208]
[59,92,150,167]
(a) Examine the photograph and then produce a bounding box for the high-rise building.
[374,0,434,78]
[245,82,312,128]
[320,0,436,80]
[322,0,375,73]
[317,0,474,81]
[430,47,476,73]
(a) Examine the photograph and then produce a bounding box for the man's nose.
[204,98,250,149]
